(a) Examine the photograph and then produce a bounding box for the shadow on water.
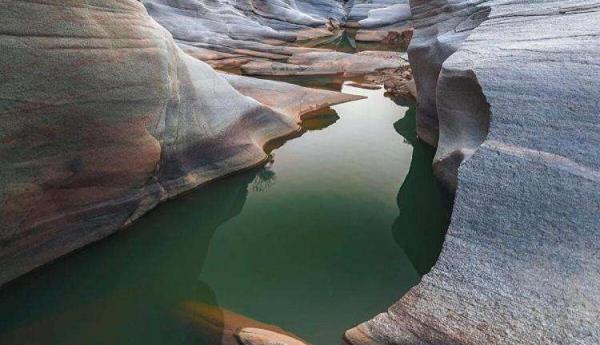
[0,170,261,345]
[392,107,450,275]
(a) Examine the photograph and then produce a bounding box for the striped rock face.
[0,0,360,286]
[345,1,600,344]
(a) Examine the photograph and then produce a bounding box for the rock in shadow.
[392,107,450,276]
[0,170,261,345]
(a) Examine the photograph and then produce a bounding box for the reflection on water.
[392,107,450,275]
[0,170,255,345]
[0,83,448,345]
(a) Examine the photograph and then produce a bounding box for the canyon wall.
[144,0,412,72]
[0,0,359,286]
[346,1,600,344]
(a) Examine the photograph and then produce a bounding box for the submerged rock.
[179,302,310,345]
[346,1,600,344]
[236,328,310,345]
[0,0,359,286]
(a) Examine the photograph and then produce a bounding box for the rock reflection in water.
[0,171,259,345]
[392,107,450,276]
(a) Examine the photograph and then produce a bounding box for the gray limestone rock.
[345,1,600,344]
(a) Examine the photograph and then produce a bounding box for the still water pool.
[0,84,448,345]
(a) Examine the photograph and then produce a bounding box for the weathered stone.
[347,0,410,28]
[143,0,345,61]
[358,4,411,29]
[0,0,360,286]
[241,51,409,76]
[345,1,600,344]
[223,73,365,117]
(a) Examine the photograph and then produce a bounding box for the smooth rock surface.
[358,4,411,29]
[180,302,309,345]
[347,0,410,27]
[346,1,600,344]
[236,328,310,345]
[0,0,359,286]
[143,0,412,73]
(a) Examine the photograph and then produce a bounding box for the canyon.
[1,0,599,344]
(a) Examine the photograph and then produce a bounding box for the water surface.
[0,84,448,345]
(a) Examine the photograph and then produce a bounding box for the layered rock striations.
[143,0,412,73]
[346,1,600,344]
[0,0,360,286]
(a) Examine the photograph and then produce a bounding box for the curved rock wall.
[144,0,413,71]
[346,1,600,344]
[0,0,359,286]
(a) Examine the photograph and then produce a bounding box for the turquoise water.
[0,84,449,345]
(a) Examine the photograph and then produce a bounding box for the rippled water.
[0,84,449,345]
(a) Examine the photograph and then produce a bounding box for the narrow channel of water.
[0,84,449,345]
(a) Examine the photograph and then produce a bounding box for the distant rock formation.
[0,0,360,286]
[143,0,412,72]
[345,1,600,344]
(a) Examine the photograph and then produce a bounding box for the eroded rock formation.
[143,0,412,74]
[346,1,600,344]
[0,0,360,286]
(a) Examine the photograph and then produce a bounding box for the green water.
[0,84,449,345]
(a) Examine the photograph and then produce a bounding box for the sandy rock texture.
[0,0,359,286]
[345,1,600,344]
